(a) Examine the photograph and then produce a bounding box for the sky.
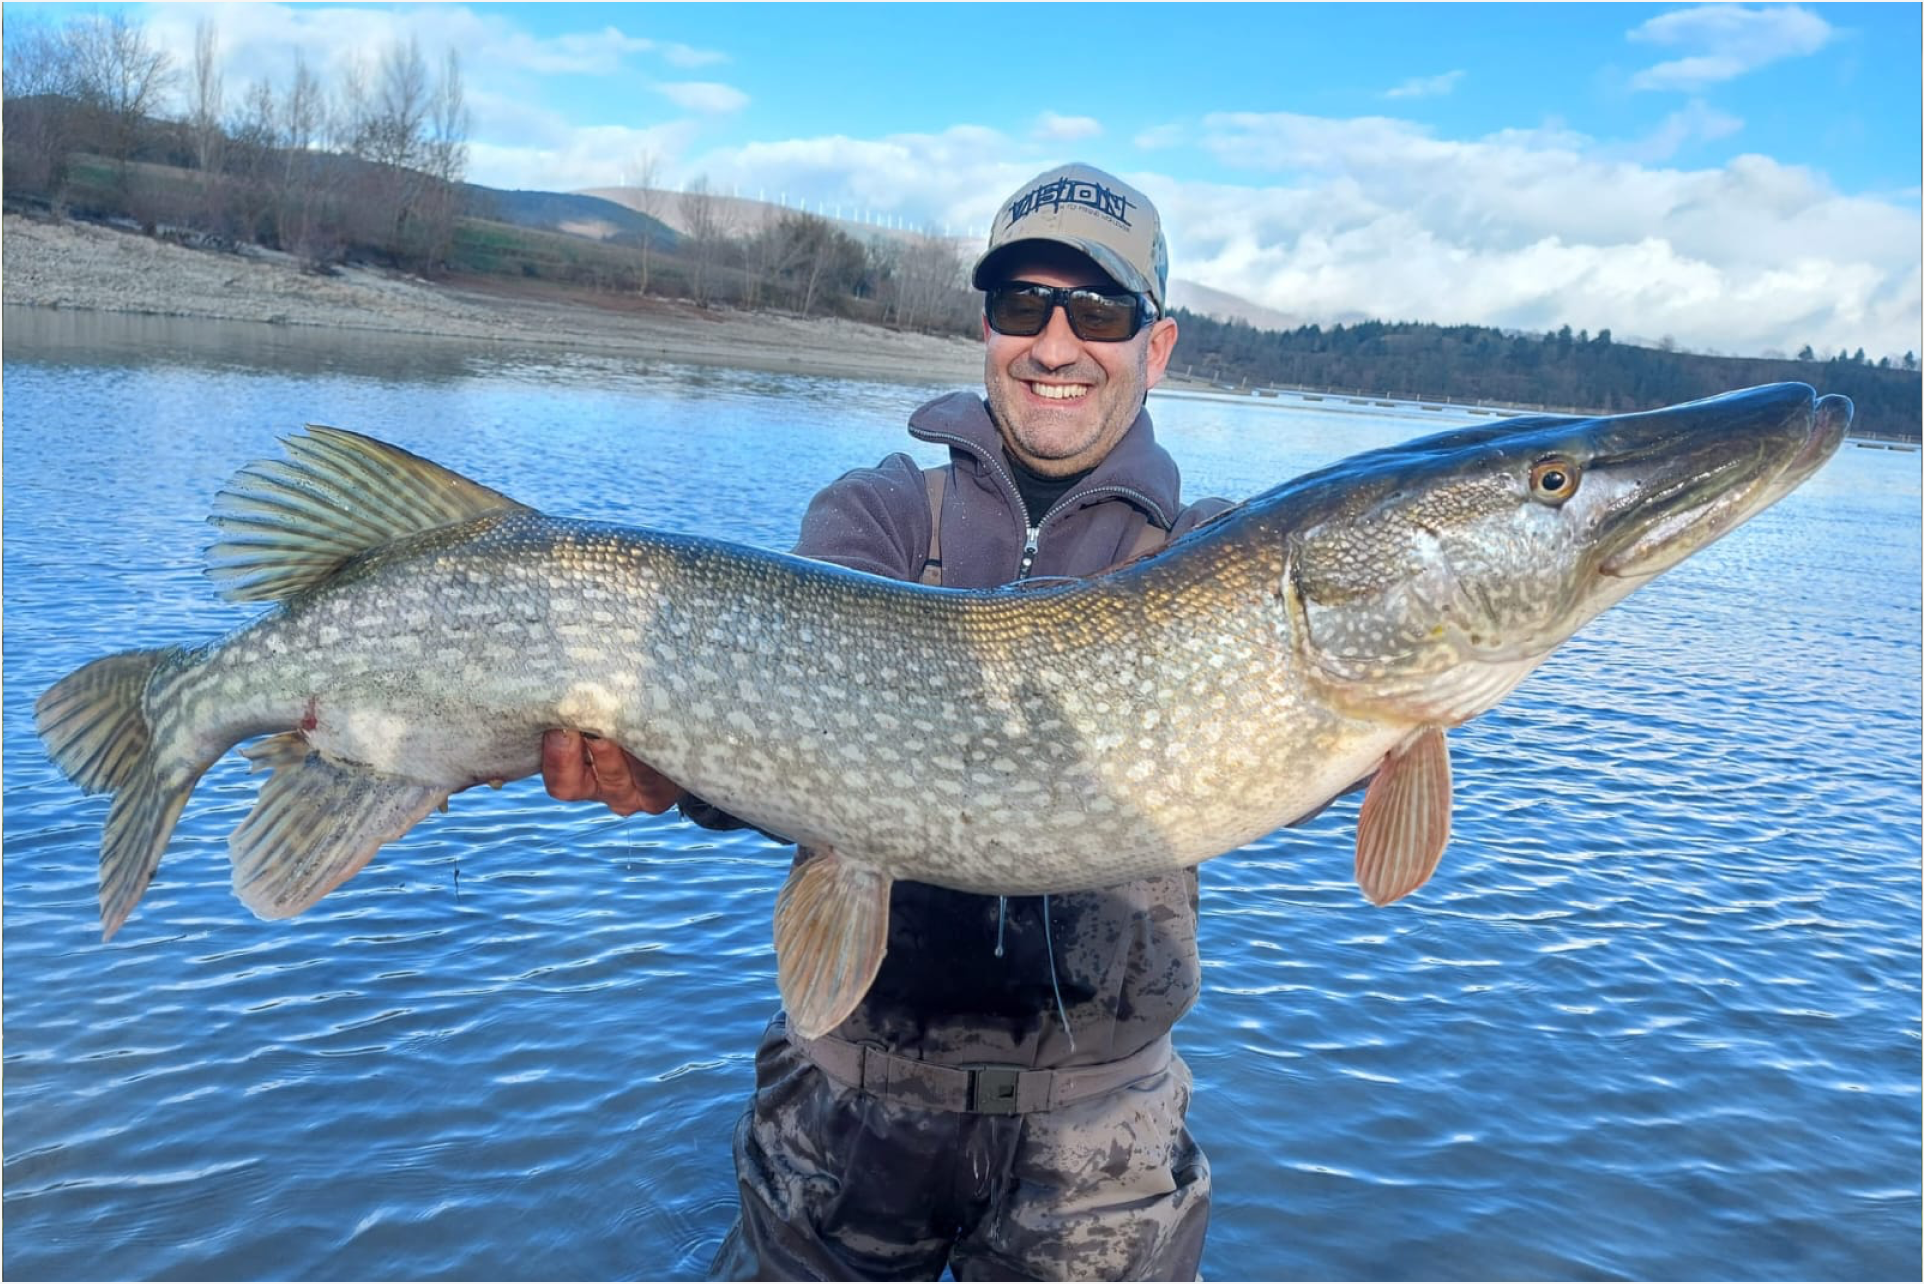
[10,2,1922,361]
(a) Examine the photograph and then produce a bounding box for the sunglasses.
[983,283,1158,343]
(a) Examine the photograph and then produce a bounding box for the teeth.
[1030,383,1087,400]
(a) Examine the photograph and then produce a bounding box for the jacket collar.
[907,390,1183,528]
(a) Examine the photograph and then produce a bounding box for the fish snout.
[1792,393,1852,480]
[1594,384,1845,580]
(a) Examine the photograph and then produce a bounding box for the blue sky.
[10,2,1921,359]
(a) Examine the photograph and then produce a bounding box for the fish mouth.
[1594,384,1849,579]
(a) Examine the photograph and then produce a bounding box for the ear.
[1142,315,1179,390]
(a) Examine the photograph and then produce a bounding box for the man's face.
[981,248,1179,478]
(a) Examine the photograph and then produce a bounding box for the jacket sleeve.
[791,451,934,577]
[677,451,935,834]
[1169,494,1236,538]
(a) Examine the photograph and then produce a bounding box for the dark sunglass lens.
[988,287,1052,335]
[1064,292,1137,341]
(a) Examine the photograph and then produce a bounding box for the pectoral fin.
[773,846,892,1039]
[1355,725,1452,906]
[231,732,450,919]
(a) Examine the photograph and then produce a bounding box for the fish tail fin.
[36,647,204,939]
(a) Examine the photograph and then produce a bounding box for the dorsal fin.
[205,425,534,602]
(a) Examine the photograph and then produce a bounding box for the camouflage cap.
[971,163,1169,314]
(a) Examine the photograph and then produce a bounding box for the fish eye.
[1529,458,1580,504]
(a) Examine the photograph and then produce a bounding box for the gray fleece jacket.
[708,390,1231,1069]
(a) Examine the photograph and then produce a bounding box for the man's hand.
[541,730,685,816]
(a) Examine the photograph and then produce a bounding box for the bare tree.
[65,10,176,190]
[2,22,81,201]
[332,55,372,155]
[887,234,969,331]
[276,53,331,261]
[225,79,277,240]
[780,211,837,317]
[682,175,726,306]
[371,36,429,170]
[419,48,470,267]
[623,149,665,296]
[372,36,431,258]
[189,17,225,222]
[189,18,223,171]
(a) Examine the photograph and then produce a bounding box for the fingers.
[614,746,686,815]
[541,730,684,816]
[542,729,598,801]
[580,735,675,816]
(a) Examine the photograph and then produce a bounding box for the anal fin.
[773,846,892,1039]
[231,732,450,920]
[1355,724,1452,906]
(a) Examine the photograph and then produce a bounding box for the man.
[544,163,1226,1280]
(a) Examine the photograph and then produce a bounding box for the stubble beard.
[986,347,1149,475]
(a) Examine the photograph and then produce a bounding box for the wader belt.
[790,1028,1174,1115]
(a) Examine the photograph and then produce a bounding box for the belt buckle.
[966,1065,1022,1115]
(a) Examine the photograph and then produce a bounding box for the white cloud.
[137,4,729,117]
[469,121,707,192]
[494,26,664,76]
[655,81,750,114]
[1163,111,1919,359]
[675,127,1029,237]
[1610,99,1746,164]
[1627,4,1834,92]
[658,41,730,69]
[1035,112,1102,142]
[1384,69,1466,100]
[1134,123,1188,151]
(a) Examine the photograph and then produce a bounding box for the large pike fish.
[37,383,1847,1036]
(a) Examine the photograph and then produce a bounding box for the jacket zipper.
[915,429,1171,581]
[1027,483,1170,577]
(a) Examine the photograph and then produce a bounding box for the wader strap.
[919,466,947,586]
[790,1027,1173,1116]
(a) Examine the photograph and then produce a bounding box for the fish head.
[1276,382,1849,723]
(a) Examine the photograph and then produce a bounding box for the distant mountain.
[1165,280,1319,332]
[461,184,678,250]
[579,186,947,252]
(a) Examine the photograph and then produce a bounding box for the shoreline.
[0,212,990,385]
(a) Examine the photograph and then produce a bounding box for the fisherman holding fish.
[544,164,1227,1280]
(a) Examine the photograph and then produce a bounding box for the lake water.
[3,309,1918,1282]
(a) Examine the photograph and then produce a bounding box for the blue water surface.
[3,309,1918,1281]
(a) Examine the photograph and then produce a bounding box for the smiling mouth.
[1028,381,1089,401]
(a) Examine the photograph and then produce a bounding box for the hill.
[1170,313,1922,439]
[462,186,677,250]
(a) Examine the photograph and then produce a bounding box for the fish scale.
[35,383,1848,1038]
